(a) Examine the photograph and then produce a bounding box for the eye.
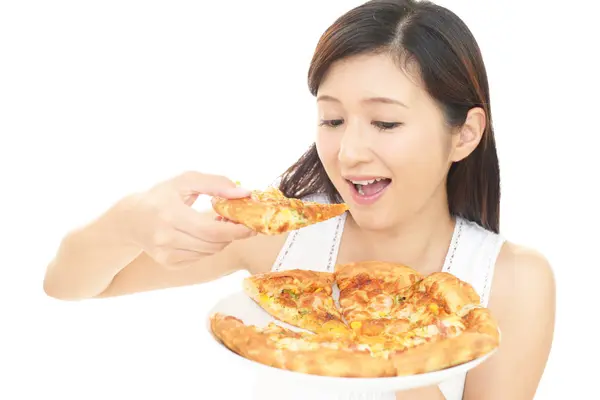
[372,121,402,131]
[319,119,344,128]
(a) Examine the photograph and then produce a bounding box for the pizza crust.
[210,313,396,377]
[404,272,482,315]
[335,261,423,285]
[389,308,500,375]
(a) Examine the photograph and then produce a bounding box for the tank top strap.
[270,193,347,273]
[438,217,506,400]
[441,217,506,306]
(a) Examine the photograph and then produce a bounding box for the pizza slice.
[334,261,422,338]
[384,272,500,375]
[243,269,352,336]
[211,186,348,235]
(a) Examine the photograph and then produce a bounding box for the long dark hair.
[278,0,501,233]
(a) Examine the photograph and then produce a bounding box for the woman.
[43,1,555,399]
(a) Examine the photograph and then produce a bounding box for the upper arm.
[463,242,556,400]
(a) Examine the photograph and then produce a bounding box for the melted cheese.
[412,324,440,338]
[322,320,351,335]
[367,294,394,318]
[259,294,271,304]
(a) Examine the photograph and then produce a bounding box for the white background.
[1,0,598,399]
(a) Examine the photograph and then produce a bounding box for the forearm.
[43,196,142,300]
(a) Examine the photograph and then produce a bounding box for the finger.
[182,192,200,207]
[202,219,258,241]
[172,206,257,243]
[214,215,239,224]
[214,216,258,238]
[173,171,252,198]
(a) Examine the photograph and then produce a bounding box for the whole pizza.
[210,261,500,378]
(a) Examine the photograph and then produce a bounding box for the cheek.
[315,132,341,170]
[377,128,450,185]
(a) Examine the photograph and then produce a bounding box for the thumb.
[173,171,252,198]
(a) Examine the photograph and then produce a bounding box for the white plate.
[204,290,497,393]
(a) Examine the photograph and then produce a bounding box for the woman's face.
[315,53,459,231]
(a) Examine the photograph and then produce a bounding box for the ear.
[450,107,486,162]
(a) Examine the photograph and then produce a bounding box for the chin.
[347,208,399,232]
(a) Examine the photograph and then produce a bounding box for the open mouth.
[345,177,392,204]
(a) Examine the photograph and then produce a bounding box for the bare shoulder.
[491,241,556,306]
[464,240,556,399]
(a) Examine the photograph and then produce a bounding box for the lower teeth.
[353,180,390,196]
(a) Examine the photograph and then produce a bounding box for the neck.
[345,195,456,275]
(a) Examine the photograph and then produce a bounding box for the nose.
[338,121,373,167]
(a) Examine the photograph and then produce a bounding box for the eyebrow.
[316,94,408,108]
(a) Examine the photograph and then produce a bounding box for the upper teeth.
[350,178,386,185]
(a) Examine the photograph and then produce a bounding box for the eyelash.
[318,119,402,131]
[319,119,344,128]
[373,121,402,131]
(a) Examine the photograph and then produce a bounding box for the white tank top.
[251,193,505,400]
